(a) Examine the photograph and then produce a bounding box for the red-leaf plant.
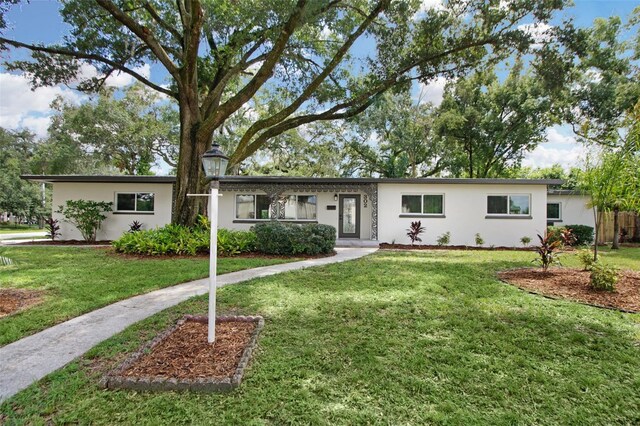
[406,221,426,245]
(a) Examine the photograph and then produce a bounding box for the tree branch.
[0,37,177,97]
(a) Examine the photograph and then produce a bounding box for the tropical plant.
[128,221,143,233]
[44,217,61,241]
[406,221,425,245]
[474,233,485,247]
[520,236,532,247]
[534,233,562,272]
[56,200,113,242]
[577,249,596,271]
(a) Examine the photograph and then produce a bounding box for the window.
[115,193,154,212]
[401,194,444,215]
[235,194,270,219]
[547,202,561,220]
[487,194,530,216]
[279,195,317,220]
[235,194,317,220]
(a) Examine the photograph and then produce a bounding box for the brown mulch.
[0,289,43,318]
[498,267,640,313]
[121,320,256,379]
[380,243,534,251]
[13,240,112,246]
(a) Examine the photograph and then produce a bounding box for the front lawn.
[0,247,297,346]
[0,225,42,234]
[3,250,639,424]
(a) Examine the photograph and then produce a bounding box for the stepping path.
[0,247,377,403]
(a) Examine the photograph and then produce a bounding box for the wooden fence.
[597,211,639,244]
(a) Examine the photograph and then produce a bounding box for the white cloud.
[75,63,151,88]
[0,72,81,135]
[518,22,553,49]
[412,0,444,20]
[417,77,448,107]
[19,116,51,138]
[522,126,587,170]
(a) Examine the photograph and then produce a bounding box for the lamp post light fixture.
[201,143,229,344]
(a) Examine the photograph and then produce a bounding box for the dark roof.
[21,174,564,186]
[21,175,176,184]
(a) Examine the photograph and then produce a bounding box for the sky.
[0,0,638,172]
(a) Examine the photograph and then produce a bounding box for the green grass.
[0,247,297,346]
[2,249,639,425]
[562,246,640,271]
[0,225,42,234]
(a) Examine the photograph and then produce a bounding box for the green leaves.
[56,199,113,242]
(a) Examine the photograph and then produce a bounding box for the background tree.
[1,0,571,225]
[434,59,558,178]
[42,83,178,175]
[344,89,451,177]
[0,128,47,224]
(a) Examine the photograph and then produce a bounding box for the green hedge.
[253,222,336,255]
[112,222,256,256]
[547,225,594,246]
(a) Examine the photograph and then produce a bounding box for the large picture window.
[235,194,317,220]
[401,194,444,215]
[487,194,530,216]
[115,193,154,212]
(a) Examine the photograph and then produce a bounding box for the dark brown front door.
[338,194,360,238]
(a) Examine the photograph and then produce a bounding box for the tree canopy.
[1,0,571,224]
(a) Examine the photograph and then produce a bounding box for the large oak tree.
[1,0,568,225]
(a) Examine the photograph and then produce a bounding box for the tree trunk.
[593,208,600,262]
[172,97,211,226]
[611,206,620,250]
[633,211,640,243]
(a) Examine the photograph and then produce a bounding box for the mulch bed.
[12,240,112,246]
[0,289,43,318]
[380,243,534,251]
[498,267,640,313]
[102,315,264,392]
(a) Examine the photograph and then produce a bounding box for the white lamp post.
[201,142,229,343]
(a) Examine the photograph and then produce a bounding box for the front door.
[338,194,360,238]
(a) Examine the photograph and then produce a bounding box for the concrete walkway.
[0,247,377,403]
[0,231,46,242]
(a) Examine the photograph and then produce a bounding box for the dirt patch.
[498,267,640,313]
[102,315,264,392]
[380,243,534,251]
[0,289,43,317]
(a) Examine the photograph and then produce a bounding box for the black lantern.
[201,143,229,179]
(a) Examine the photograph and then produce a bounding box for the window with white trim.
[547,202,561,220]
[487,194,530,216]
[401,194,444,215]
[115,193,155,212]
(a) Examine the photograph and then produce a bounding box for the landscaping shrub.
[565,224,594,246]
[547,225,593,246]
[406,221,425,245]
[128,221,143,233]
[520,236,531,247]
[534,233,562,272]
[436,231,451,246]
[56,200,113,242]
[475,233,484,247]
[112,223,256,256]
[589,262,618,291]
[44,217,61,241]
[253,222,336,255]
[577,249,596,271]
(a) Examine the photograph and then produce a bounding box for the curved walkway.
[0,247,377,403]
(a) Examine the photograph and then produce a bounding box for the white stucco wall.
[546,194,595,228]
[52,182,173,240]
[377,183,549,247]
[218,190,372,239]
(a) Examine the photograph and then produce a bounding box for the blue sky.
[0,0,638,171]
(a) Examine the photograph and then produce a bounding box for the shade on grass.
[2,249,639,424]
[0,247,296,346]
